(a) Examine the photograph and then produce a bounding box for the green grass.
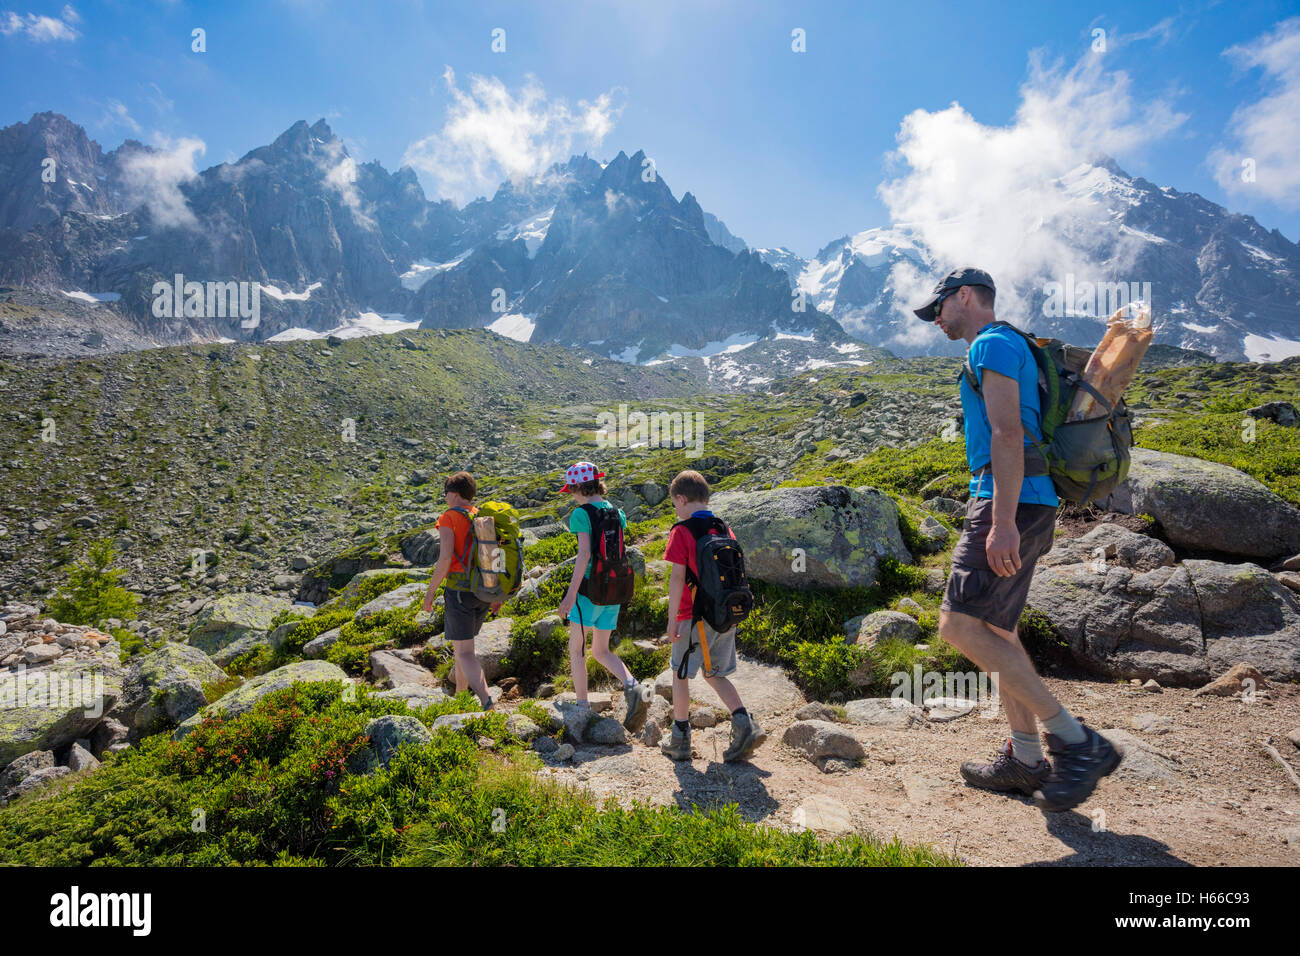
[1136,413,1300,505]
[0,680,956,867]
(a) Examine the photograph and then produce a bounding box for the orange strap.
[696,620,712,673]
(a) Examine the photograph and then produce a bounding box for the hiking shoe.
[1032,725,1122,812]
[660,724,691,761]
[723,712,767,763]
[622,682,649,733]
[960,739,1050,796]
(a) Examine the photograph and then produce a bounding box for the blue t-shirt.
[568,500,627,579]
[959,323,1059,507]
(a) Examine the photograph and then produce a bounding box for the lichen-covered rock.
[112,642,226,734]
[709,485,912,589]
[847,610,924,647]
[1101,448,1300,559]
[357,714,433,772]
[0,651,124,767]
[172,660,348,739]
[354,582,427,623]
[188,592,292,658]
[303,627,343,659]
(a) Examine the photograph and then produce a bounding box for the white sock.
[1010,732,1043,766]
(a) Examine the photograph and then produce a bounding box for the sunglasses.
[934,289,957,318]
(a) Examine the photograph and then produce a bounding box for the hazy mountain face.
[758,160,1300,362]
[2,113,1296,366]
[0,114,845,366]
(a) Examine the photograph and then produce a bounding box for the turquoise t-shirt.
[960,323,1059,507]
[568,500,628,579]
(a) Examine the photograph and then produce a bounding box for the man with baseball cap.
[917,268,1120,813]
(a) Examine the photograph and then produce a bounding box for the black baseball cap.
[913,267,996,322]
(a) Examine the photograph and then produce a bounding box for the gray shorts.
[444,587,490,642]
[670,618,738,680]
[941,497,1057,633]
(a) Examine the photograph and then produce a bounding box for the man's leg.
[939,608,1065,723]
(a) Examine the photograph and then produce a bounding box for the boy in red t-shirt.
[661,470,766,763]
[420,470,496,710]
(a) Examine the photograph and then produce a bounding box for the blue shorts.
[568,593,620,630]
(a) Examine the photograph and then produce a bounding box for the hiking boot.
[1032,725,1122,812]
[960,739,1050,796]
[723,712,767,763]
[660,724,692,761]
[622,682,649,733]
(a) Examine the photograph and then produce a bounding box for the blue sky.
[3,0,1299,255]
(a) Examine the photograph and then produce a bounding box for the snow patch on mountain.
[265,312,418,342]
[61,290,120,304]
[496,207,554,257]
[487,312,537,343]
[400,253,471,291]
[260,281,322,302]
[1243,333,1300,362]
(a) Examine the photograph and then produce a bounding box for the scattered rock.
[794,794,854,834]
[843,697,925,729]
[369,649,439,690]
[1099,727,1181,783]
[782,719,865,764]
[795,702,838,722]
[1193,663,1268,698]
[112,642,226,734]
[1130,713,1175,735]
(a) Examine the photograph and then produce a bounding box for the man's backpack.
[674,515,754,632]
[449,502,525,602]
[961,321,1134,506]
[576,503,636,606]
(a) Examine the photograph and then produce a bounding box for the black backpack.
[674,515,753,632]
[576,503,635,606]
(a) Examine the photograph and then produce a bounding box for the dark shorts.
[941,497,1057,633]
[444,587,490,641]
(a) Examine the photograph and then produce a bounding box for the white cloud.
[101,99,141,135]
[118,136,205,230]
[0,5,79,42]
[315,136,375,229]
[876,41,1186,340]
[1209,17,1300,208]
[403,68,624,204]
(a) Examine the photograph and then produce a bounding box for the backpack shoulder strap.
[962,321,1038,398]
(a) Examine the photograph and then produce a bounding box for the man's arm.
[981,368,1024,578]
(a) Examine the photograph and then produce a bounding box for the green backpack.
[447,502,525,601]
[961,321,1134,506]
